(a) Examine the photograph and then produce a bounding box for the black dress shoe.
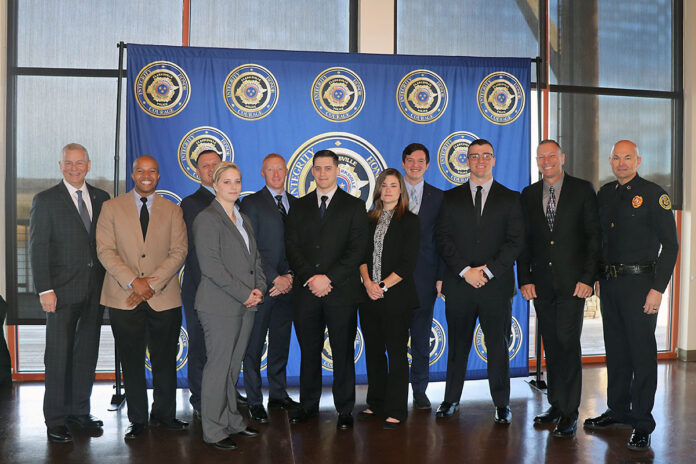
[236,392,248,406]
[249,404,269,423]
[47,425,73,443]
[289,408,318,424]
[67,414,103,428]
[494,406,512,424]
[583,412,632,430]
[149,417,189,430]
[357,409,377,420]
[125,423,147,440]
[435,401,460,418]
[383,419,401,430]
[337,413,353,430]
[268,396,301,411]
[534,407,561,425]
[413,392,431,410]
[552,416,577,438]
[236,426,260,437]
[627,429,651,451]
[212,436,238,450]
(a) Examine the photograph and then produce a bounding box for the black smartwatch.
[379,281,388,292]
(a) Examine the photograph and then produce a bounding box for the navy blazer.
[181,186,216,292]
[29,181,110,306]
[240,187,297,289]
[436,180,524,300]
[285,188,368,304]
[412,182,444,304]
[517,174,601,298]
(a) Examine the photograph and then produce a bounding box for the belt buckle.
[608,265,618,279]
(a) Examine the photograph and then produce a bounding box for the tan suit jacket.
[97,190,187,311]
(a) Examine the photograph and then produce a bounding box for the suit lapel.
[212,200,253,263]
[57,182,90,237]
[86,183,103,237]
[529,181,550,234]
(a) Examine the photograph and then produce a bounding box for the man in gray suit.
[30,143,110,443]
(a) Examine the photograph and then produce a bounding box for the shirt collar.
[317,185,338,202]
[202,184,215,195]
[63,179,87,197]
[543,171,565,190]
[265,185,286,199]
[470,177,494,192]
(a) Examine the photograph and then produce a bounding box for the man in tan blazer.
[97,155,188,440]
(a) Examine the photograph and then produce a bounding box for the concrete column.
[358,0,395,54]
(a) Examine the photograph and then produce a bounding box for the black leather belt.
[600,263,655,280]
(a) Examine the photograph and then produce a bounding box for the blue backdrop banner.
[126,44,531,389]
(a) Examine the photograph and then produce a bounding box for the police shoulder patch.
[659,194,672,210]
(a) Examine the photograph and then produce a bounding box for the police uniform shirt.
[597,173,678,293]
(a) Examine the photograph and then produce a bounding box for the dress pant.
[243,294,294,406]
[535,294,584,419]
[600,274,658,433]
[293,289,357,414]
[198,308,255,443]
[0,296,13,386]
[409,285,438,394]
[360,297,412,421]
[443,295,512,407]
[182,276,206,412]
[109,302,181,425]
[43,283,103,427]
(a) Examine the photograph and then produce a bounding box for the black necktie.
[76,190,91,232]
[275,194,287,218]
[319,195,328,218]
[474,186,482,225]
[140,197,149,240]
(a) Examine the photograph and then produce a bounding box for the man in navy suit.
[400,143,443,410]
[518,139,600,438]
[29,143,110,443]
[240,153,300,423]
[180,149,222,417]
[285,150,368,430]
[435,139,524,424]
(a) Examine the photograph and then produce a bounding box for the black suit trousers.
[360,298,412,421]
[43,281,103,427]
[444,295,512,407]
[534,295,584,419]
[109,303,181,425]
[243,294,294,405]
[182,278,206,411]
[293,289,357,414]
[409,285,438,394]
[600,275,657,433]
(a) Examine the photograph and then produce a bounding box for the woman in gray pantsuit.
[193,162,266,450]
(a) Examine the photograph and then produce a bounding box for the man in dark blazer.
[435,139,524,424]
[518,139,600,438]
[240,153,300,423]
[180,149,221,417]
[401,143,444,409]
[29,143,110,443]
[284,150,368,430]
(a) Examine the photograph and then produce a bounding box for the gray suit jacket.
[193,200,267,315]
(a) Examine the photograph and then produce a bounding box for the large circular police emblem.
[223,64,279,120]
[156,189,182,205]
[321,328,364,371]
[477,71,525,125]
[286,132,386,208]
[312,67,366,122]
[438,131,479,185]
[145,327,189,371]
[407,317,447,366]
[474,316,523,362]
[134,61,191,118]
[178,126,234,182]
[397,69,448,124]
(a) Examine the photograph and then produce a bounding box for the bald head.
[131,155,160,196]
[610,140,641,185]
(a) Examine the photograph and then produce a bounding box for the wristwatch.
[379,281,388,292]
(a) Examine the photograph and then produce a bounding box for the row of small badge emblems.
[135,61,525,126]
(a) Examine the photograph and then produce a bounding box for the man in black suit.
[0,295,11,387]
[434,139,524,424]
[240,153,300,423]
[180,149,222,417]
[284,150,368,430]
[29,143,110,443]
[401,143,444,410]
[518,139,600,437]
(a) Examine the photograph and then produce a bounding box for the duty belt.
[600,263,655,280]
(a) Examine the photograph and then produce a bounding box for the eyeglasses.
[468,153,494,161]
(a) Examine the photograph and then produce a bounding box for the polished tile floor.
[0,361,693,463]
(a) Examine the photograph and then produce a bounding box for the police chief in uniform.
[584,140,678,452]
